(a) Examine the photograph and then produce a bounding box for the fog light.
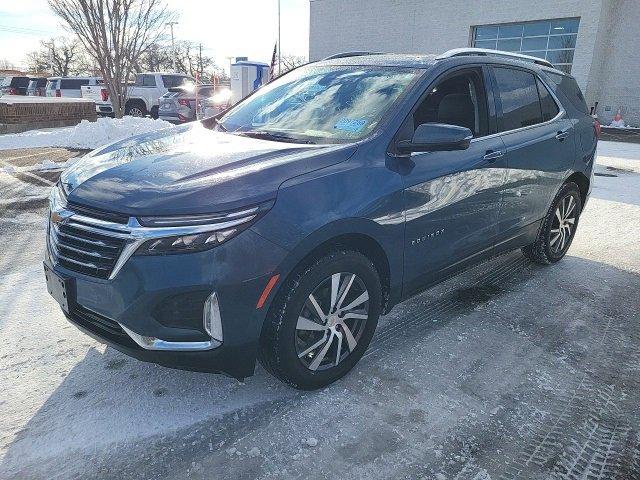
[204,292,223,342]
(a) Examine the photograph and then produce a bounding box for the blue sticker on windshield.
[334,118,367,133]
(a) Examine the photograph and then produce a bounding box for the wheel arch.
[266,219,401,318]
[565,171,590,206]
[125,97,148,114]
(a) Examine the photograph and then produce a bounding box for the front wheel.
[522,182,582,264]
[259,250,382,390]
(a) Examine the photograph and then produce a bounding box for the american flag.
[268,42,278,81]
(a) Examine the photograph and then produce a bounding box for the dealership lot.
[0,142,639,479]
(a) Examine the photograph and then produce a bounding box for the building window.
[472,18,580,74]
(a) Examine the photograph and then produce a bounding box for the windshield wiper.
[237,131,315,144]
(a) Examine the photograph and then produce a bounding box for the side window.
[162,75,191,88]
[536,77,560,121]
[494,67,543,131]
[412,69,489,138]
[142,75,157,87]
[545,72,589,114]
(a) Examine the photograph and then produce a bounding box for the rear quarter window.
[545,72,589,114]
[536,78,560,121]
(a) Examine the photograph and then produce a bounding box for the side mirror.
[397,123,473,153]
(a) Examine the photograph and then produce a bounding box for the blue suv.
[45,49,598,389]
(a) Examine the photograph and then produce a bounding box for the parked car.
[26,77,47,96]
[158,84,231,123]
[81,72,195,117]
[0,76,30,95]
[45,49,598,389]
[46,77,103,98]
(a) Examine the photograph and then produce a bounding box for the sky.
[0,0,309,72]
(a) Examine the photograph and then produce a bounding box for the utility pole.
[198,43,203,79]
[277,0,281,76]
[166,21,178,72]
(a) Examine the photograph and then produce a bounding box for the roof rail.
[322,51,384,61]
[436,48,554,68]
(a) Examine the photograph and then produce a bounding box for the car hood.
[62,123,356,216]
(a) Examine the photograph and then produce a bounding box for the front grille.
[66,201,129,224]
[48,217,127,279]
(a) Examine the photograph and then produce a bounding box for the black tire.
[125,101,147,117]
[522,182,582,264]
[150,105,159,119]
[259,250,382,390]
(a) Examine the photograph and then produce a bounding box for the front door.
[399,67,507,296]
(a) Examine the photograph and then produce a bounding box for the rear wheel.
[522,182,582,264]
[259,250,382,390]
[125,101,147,117]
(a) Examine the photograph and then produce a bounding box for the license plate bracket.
[44,263,74,313]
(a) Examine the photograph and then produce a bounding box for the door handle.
[483,150,504,162]
[555,130,570,141]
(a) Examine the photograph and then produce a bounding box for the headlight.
[135,227,241,255]
[133,202,272,256]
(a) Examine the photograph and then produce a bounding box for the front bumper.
[46,222,290,380]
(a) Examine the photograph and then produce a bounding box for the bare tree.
[280,55,307,74]
[48,0,175,117]
[27,37,92,76]
[135,40,224,83]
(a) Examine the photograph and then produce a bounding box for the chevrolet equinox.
[45,49,598,389]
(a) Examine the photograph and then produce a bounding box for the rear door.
[491,66,575,242]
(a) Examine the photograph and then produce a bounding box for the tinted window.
[47,79,60,90]
[10,77,30,88]
[162,75,192,88]
[494,68,543,131]
[536,78,560,121]
[545,72,589,114]
[60,79,90,89]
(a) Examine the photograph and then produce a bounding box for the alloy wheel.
[550,194,577,254]
[128,107,144,117]
[295,272,369,371]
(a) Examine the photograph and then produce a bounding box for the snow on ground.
[0,141,639,479]
[0,116,173,152]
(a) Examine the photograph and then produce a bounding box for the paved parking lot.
[0,142,639,479]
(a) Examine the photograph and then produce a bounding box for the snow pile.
[0,116,174,151]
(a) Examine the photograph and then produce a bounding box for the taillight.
[8,88,17,95]
[177,113,187,122]
[55,89,61,97]
[100,88,109,102]
[178,98,191,107]
[593,119,601,139]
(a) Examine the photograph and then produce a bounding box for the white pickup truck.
[81,72,195,117]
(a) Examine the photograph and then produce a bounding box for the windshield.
[218,65,419,143]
